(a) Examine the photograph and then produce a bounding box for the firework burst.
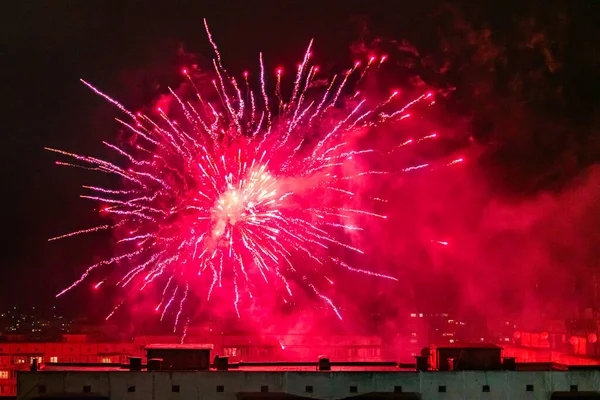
[48,21,459,328]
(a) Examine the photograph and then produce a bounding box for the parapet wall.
[17,369,600,400]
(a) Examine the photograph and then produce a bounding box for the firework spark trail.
[80,79,136,119]
[174,283,189,332]
[180,317,190,344]
[48,225,111,241]
[308,74,337,126]
[106,301,124,321]
[47,22,457,330]
[259,53,272,136]
[333,258,398,281]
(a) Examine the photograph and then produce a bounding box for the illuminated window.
[50,357,58,363]
[223,347,237,357]
[101,358,112,364]
[0,371,8,379]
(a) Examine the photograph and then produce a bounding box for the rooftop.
[435,343,503,350]
[40,364,408,372]
[144,343,213,350]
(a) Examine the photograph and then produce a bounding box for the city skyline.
[2,0,600,335]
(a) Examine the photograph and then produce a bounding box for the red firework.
[47,20,460,331]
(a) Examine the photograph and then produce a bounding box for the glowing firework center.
[210,166,278,243]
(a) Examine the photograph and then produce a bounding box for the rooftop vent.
[214,355,230,371]
[318,356,331,371]
[145,344,213,371]
[129,357,142,371]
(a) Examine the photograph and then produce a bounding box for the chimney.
[129,357,142,371]
[414,356,429,371]
[503,357,516,370]
[318,356,331,371]
[447,358,456,371]
[214,355,229,371]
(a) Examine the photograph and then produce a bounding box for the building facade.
[16,368,600,400]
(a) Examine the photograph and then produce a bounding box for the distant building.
[0,333,386,397]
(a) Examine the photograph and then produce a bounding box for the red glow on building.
[589,334,597,344]
[570,336,579,346]
[513,331,521,340]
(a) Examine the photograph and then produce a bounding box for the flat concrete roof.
[37,364,409,372]
[145,344,213,350]
[435,343,503,349]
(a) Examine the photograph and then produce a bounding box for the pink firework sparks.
[48,22,450,327]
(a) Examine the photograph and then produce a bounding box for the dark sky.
[2,0,600,325]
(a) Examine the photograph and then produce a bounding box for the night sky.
[2,0,600,327]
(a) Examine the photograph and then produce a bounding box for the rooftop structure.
[145,344,213,371]
[433,343,503,371]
